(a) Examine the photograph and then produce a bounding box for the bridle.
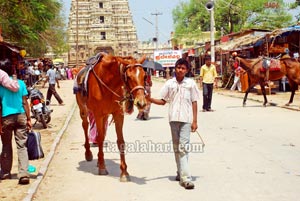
[91,63,145,100]
[121,64,145,94]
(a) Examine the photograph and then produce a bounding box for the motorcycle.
[27,80,52,128]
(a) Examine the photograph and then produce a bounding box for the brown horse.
[279,57,300,106]
[75,54,147,182]
[233,56,284,106]
[233,56,300,106]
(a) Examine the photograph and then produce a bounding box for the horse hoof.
[285,103,290,106]
[98,169,109,175]
[120,174,131,182]
[85,152,93,161]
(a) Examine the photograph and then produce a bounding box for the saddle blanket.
[260,58,281,72]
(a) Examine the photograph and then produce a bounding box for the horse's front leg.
[113,113,130,182]
[243,86,251,107]
[260,83,268,107]
[95,115,109,175]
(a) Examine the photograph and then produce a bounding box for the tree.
[0,0,67,57]
[172,0,210,40]
[172,0,295,43]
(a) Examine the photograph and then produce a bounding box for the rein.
[92,67,121,98]
[91,63,145,99]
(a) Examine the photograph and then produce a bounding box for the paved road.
[32,80,300,201]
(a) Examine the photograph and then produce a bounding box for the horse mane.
[115,55,146,66]
[115,56,136,65]
[120,56,135,60]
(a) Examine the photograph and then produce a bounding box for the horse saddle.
[260,58,281,72]
[73,53,105,96]
[86,52,104,66]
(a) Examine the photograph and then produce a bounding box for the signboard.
[154,50,182,67]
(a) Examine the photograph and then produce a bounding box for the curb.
[23,101,77,201]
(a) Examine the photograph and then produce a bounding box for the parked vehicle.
[27,81,52,128]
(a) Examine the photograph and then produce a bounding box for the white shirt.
[160,77,200,123]
[46,68,57,84]
[28,65,34,75]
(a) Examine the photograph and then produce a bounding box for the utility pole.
[151,11,163,50]
[210,3,215,62]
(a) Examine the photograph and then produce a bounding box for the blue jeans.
[169,121,192,182]
[202,83,214,110]
[1,113,29,178]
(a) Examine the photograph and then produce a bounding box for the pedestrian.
[59,66,66,80]
[27,62,35,86]
[88,112,109,146]
[88,112,98,145]
[137,68,152,120]
[147,58,200,190]
[67,67,73,80]
[42,64,64,105]
[199,55,217,112]
[0,64,21,133]
[230,65,242,92]
[0,68,19,92]
[33,63,41,84]
[0,63,32,185]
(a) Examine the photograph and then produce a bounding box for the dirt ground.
[28,79,300,201]
[0,79,76,201]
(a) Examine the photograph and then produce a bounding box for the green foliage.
[173,0,210,39]
[243,0,293,29]
[172,0,296,43]
[0,0,68,57]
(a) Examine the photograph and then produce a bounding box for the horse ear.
[116,57,130,66]
[138,55,146,64]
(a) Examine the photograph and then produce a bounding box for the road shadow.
[146,175,200,182]
[134,116,165,121]
[77,158,147,185]
[226,104,276,109]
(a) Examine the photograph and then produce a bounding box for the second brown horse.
[233,56,300,107]
[75,54,147,181]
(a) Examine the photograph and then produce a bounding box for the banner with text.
[154,50,182,68]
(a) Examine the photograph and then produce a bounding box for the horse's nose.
[135,98,146,109]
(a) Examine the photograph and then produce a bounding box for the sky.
[62,0,186,44]
[62,0,299,44]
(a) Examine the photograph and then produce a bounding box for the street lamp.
[151,11,163,51]
[205,0,215,63]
